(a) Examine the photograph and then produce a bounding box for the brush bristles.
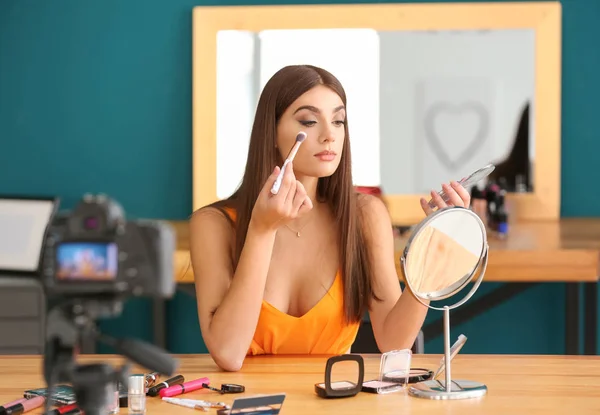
[296,131,307,142]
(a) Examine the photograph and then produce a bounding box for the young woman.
[189,65,470,371]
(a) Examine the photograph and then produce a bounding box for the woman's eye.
[333,120,345,126]
[299,120,317,126]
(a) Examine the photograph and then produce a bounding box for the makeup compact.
[361,380,401,394]
[215,394,286,415]
[379,348,412,385]
[314,354,364,399]
[361,349,412,394]
[362,368,434,393]
[23,385,77,406]
[202,383,245,394]
[407,368,434,384]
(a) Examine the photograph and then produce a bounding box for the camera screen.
[56,242,118,280]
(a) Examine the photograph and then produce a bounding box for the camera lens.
[84,216,99,230]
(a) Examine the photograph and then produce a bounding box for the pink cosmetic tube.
[0,398,27,413]
[159,377,210,398]
[2,395,45,415]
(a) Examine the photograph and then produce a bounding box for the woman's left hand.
[419,181,471,216]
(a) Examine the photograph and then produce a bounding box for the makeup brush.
[270,131,307,195]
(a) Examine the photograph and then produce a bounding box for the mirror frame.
[192,2,561,225]
[400,206,489,308]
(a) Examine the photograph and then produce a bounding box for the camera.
[41,193,175,302]
[37,194,179,415]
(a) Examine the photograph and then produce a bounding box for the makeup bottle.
[128,375,146,414]
[109,384,120,414]
[515,174,527,192]
[469,184,487,222]
[484,182,499,230]
[498,177,509,192]
[118,379,129,408]
[494,189,509,239]
[495,206,508,239]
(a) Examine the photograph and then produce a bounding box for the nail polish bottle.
[494,188,509,238]
[109,385,120,414]
[128,375,146,414]
[484,182,499,230]
[495,206,508,239]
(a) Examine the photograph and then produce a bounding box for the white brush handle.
[270,159,290,195]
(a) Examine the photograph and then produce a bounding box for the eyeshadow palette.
[24,385,77,405]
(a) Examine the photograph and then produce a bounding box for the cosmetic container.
[469,185,487,222]
[495,207,509,239]
[515,174,528,192]
[379,348,412,388]
[128,375,146,414]
[108,386,120,414]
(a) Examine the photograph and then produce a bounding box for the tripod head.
[43,296,178,415]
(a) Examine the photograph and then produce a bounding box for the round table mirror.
[400,206,489,400]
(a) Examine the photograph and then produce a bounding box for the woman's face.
[276,85,346,178]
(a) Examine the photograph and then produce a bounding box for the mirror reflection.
[328,358,360,390]
[216,28,535,199]
[404,208,484,299]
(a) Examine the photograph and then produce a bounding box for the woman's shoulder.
[190,202,237,233]
[355,191,389,218]
[354,191,394,239]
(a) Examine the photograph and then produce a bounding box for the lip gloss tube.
[159,377,210,398]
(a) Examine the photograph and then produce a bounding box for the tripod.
[43,297,178,415]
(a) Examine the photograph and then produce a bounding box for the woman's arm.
[361,195,429,352]
[364,181,471,352]
[190,208,277,371]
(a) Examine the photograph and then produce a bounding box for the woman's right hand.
[250,162,313,233]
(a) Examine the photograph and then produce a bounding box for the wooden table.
[158,219,600,357]
[2,354,599,414]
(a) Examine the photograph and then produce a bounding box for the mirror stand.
[407,240,489,400]
[408,306,488,400]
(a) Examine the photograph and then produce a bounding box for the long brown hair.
[208,64,378,324]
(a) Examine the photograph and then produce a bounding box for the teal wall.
[1,0,598,355]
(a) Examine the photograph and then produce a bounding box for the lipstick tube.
[145,372,160,388]
[159,377,210,398]
[146,375,185,397]
[46,404,80,415]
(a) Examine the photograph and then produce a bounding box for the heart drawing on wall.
[423,101,490,171]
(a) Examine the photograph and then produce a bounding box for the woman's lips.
[314,150,336,161]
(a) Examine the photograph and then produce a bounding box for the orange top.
[219,207,360,356]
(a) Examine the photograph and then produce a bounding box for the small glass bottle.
[128,374,146,414]
[515,174,527,192]
[108,387,120,414]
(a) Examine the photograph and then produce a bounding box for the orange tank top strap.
[211,205,237,223]
[222,206,237,221]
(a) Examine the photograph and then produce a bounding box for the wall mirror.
[192,2,561,225]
